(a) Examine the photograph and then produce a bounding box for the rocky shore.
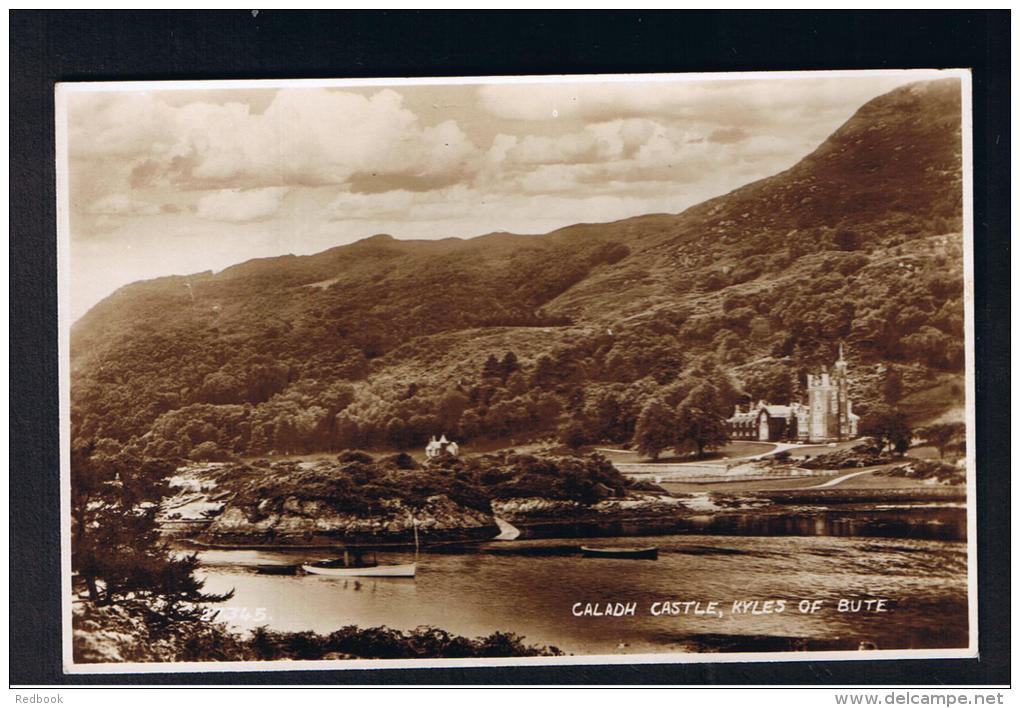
[162,454,967,547]
[199,493,498,547]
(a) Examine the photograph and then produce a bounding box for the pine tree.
[71,442,233,620]
[481,354,501,379]
[498,351,520,381]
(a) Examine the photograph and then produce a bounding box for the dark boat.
[254,564,301,575]
[580,546,659,560]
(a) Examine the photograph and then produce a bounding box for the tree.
[559,420,588,450]
[675,405,728,458]
[498,352,520,381]
[746,368,794,404]
[861,407,912,456]
[632,399,676,460]
[481,354,501,380]
[833,228,861,251]
[682,379,738,419]
[589,393,625,443]
[919,422,966,460]
[70,442,233,619]
[385,417,412,450]
[189,440,232,462]
[882,367,903,404]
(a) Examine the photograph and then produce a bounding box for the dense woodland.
[71,79,966,461]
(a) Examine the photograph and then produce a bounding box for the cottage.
[425,434,459,459]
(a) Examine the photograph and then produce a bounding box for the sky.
[61,71,938,321]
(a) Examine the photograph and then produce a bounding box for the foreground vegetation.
[71,442,567,663]
[73,602,561,663]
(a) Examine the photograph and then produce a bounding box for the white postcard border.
[55,67,978,674]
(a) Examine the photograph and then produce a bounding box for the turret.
[833,341,848,376]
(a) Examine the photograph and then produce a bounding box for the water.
[195,531,969,655]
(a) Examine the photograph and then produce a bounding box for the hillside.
[70,78,966,459]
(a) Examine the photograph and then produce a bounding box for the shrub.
[876,459,965,485]
[337,450,375,464]
[833,228,861,251]
[379,452,419,470]
[189,441,233,462]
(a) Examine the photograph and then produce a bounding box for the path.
[803,469,875,489]
[609,441,804,481]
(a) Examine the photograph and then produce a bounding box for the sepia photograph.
[57,69,975,673]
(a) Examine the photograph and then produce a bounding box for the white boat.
[304,514,420,578]
[301,560,417,578]
[493,516,521,541]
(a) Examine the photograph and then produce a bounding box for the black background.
[10,10,1010,686]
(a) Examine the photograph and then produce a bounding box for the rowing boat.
[303,515,419,578]
[580,546,659,560]
[300,561,417,577]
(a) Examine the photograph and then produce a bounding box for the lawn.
[660,468,931,494]
[593,441,777,464]
[788,440,863,458]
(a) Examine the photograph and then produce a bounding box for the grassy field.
[660,468,931,494]
[897,373,966,426]
[593,441,777,464]
[788,440,863,458]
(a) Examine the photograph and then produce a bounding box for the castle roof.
[728,403,802,423]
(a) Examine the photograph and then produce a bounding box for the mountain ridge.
[71,78,965,459]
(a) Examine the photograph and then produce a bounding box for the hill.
[70,78,966,459]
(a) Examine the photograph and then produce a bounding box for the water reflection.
[196,530,969,656]
[521,506,966,542]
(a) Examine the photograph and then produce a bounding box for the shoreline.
[174,492,967,549]
[163,454,967,548]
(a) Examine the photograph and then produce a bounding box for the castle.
[727,345,859,443]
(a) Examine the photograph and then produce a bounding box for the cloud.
[70,88,481,192]
[88,193,161,216]
[196,187,289,222]
[491,116,812,197]
[66,74,940,319]
[476,75,918,129]
[327,189,417,219]
[708,127,750,144]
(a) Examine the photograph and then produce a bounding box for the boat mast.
[411,512,419,560]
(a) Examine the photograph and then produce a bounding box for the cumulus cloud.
[88,193,161,216]
[71,88,481,192]
[491,116,812,197]
[65,74,938,319]
[327,189,418,219]
[196,187,289,222]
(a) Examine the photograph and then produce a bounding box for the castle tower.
[833,343,850,440]
[805,343,854,442]
[806,370,831,442]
